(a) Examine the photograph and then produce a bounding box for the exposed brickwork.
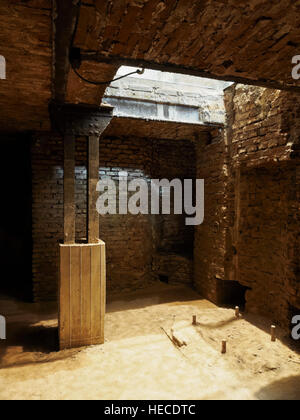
[32,134,63,301]
[0,0,52,132]
[32,132,195,301]
[73,0,300,95]
[224,85,300,329]
[194,85,300,332]
[194,130,230,303]
[225,85,300,168]
[152,253,193,286]
[237,164,300,328]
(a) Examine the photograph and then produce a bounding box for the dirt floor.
[0,284,300,400]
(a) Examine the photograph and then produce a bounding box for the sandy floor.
[0,284,300,400]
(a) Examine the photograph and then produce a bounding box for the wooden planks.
[58,105,112,349]
[64,134,76,244]
[59,241,106,349]
[88,135,100,243]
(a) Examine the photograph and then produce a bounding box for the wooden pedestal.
[59,240,106,349]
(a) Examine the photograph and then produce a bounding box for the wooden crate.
[59,240,106,349]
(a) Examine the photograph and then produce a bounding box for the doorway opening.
[0,134,32,301]
[159,275,169,284]
[217,279,250,309]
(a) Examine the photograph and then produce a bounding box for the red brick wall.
[194,130,229,303]
[194,85,300,332]
[0,0,52,132]
[224,84,300,329]
[225,85,300,167]
[237,164,299,328]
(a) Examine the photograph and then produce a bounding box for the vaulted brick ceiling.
[1,0,300,133]
[73,0,300,92]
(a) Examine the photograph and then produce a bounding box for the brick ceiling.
[1,0,300,132]
[73,0,300,91]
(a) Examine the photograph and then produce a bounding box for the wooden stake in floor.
[192,315,197,325]
[235,306,240,318]
[271,325,276,342]
[221,340,227,354]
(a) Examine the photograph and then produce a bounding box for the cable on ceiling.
[71,62,145,85]
[69,1,145,86]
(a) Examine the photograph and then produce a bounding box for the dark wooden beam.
[87,135,100,243]
[50,102,114,243]
[54,0,81,102]
[64,134,76,244]
[80,53,300,94]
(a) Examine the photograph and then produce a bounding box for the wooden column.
[64,134,75,244]
[50,102,113,350]
[88,135,100,243]
[59,241,106,349]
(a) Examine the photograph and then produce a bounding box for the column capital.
[50,101,113,136]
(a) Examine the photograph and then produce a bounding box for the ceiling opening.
[103,66,234,126]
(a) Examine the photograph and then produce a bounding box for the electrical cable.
[69,1,145,85]
[71,63,145,85]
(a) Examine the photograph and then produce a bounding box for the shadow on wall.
[256,375,300,400]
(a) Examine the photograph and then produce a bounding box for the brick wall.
[32,134,63,301]
[0,0,52,132]
[225,84,300,167]
[194,130,231,303]
[194,84,300,331]
[237,164,299,328]
[32,133,195,301]
[223,84,300,329]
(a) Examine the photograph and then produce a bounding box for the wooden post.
[51,103,113,350]
[59,241,106,349]
[192,315,197,325]
[235,306,240,318]
[271,325,276,342]
[64,134,75,244]
[221,340,227,354]
[88,135,100,244]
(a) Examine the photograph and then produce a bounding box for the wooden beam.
[64,134,75,244]
[54,0,81,102]
[88,135,100,243]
